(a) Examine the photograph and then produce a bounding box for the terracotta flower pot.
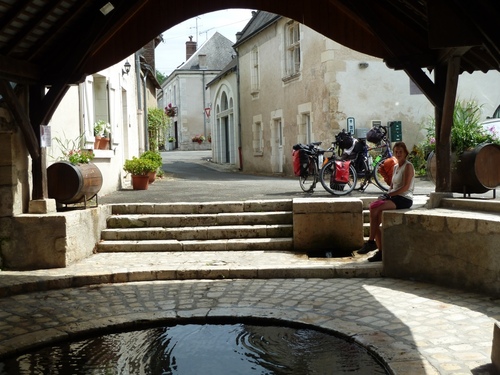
[148,171,156,183]
[94,136,102,149]
[131,175,149,190]
[98,137,110,150]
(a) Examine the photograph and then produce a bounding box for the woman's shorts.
[389,195,413,209]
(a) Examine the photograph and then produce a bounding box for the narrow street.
[100,150,439,204]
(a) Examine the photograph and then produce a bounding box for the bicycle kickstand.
[358,180,369,192]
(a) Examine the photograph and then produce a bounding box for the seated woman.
[357,141,415,262]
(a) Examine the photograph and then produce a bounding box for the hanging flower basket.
[192,134,205,144]
[165,103,177,117]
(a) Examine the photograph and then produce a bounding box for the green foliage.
[156,70,167,85]
[147,107,170,151]
[93,120,109,136]
[409,100,500,176]
[67,149,94,164]
[123,157,157,176]
[53,133,94,165]
[140,150,162,169]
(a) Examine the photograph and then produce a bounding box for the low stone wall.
[382,204,500,297]
[3,205,111,270]
[293,198,364,252]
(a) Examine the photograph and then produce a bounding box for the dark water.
[0,323,388,374]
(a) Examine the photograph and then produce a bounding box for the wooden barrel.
[426,143,500,194]
[47,161,103,204]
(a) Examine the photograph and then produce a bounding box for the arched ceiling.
[1,0,499,86]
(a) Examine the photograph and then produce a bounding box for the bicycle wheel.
[320,160,357,196]
[373,157,393,191]
[299,158,318,192]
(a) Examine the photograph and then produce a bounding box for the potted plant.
[93,120,104,149]
[94,120,110,150]
[101,123,111,149]
[140,150,163,183]
[123,157,157,190]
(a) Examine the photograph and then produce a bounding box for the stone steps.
[97,200,294,253]
[90,199,382,281]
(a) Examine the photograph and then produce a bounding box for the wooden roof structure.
[1,0,499,198]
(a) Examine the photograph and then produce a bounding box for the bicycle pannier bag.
[336,131,354,150]
[366,127,383,144]
[379,156,397,185]
[334,160,350,183]
[299,149,309,177]
[292,150,301,176]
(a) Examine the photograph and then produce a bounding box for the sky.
[155,9,255,76]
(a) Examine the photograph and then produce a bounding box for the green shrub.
[123,157,157,176]
[140,150,162,169]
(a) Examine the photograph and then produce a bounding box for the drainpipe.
[236,50,243,170]
[143,69,150,151]
[202,70,206,137]
[135,53,144,152]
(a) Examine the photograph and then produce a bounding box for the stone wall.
[293,198,364,252]
[3,206,111,270]
[382,205,500,297]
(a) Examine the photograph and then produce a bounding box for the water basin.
[0,322,388,374]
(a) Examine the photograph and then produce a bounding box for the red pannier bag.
[379,156,397,185]
[334,160,350,183]
[292,150,301,176]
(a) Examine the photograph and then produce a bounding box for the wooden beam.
[0,55,42,84]
[403,65,442,108]
[434,55,461,192]
[0,80,39,159]
[29,85,47,200]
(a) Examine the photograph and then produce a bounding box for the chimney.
[186,36,197,60]
[198,54,207,69]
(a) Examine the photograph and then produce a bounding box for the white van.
[481,104,500,134]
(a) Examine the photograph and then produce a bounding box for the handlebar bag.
[366,127,383,144]
[336,131,354,150]
[334,160,351,183]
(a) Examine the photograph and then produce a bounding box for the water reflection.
[0,323,388,374]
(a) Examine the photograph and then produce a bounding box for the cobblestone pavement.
[0,278,498,374]
[0,151,499,374]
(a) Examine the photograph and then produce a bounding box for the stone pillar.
[293,198,363,252]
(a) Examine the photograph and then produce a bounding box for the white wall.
[47,57,141,197]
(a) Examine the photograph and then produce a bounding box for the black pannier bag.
[335,130,354,150]
[366,127,383,144]
[299,149,309,176]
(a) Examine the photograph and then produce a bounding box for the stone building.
[230,11,500,176]
[160,32,235,151]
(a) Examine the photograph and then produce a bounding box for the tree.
[156,70,167,85]
[147,107,170,151]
